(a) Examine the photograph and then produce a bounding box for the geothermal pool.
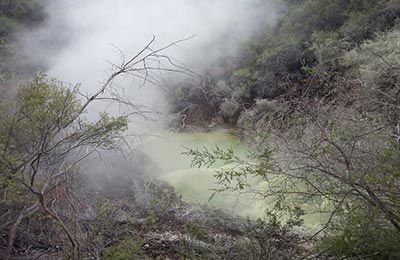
[142,129,326,229]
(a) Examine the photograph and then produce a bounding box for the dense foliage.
[170,0,400,129]
[0,0,46,97]
[174,0,400,259]
[0,0,44,39]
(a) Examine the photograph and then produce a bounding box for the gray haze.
[21,0,278,127]
[18,0,280,204]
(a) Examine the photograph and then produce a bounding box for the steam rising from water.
[21,0,278,123]
[17,1,281,210]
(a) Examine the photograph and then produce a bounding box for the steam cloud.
[21,0,278,126]
[16,0,280,202]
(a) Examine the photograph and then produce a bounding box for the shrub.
[0,0,44,39]
[341,0,400,43]
[102,238,142,260]
[344,29,400,85]
[320,205,400,260]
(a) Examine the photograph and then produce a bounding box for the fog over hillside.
[20,0,278,123]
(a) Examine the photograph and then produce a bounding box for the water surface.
[142,129,326,228]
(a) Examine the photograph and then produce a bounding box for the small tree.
[0,36,192,259]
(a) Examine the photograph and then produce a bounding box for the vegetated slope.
[169,0,400,131]
[0,0,44,39]
[0,0,46,95]
[170,1,400,259]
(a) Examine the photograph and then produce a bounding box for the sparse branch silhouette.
[0,36,194,260]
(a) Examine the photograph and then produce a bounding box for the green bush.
[102,238,142,260]
[320,205,400,260]
[0,0,44,39]
[341,0,400,43]
[184,223,208,242]
[344,29,400,85]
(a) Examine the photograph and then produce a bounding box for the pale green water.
[142,129,326,229]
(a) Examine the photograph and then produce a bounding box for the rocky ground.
[2,150,312,260]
